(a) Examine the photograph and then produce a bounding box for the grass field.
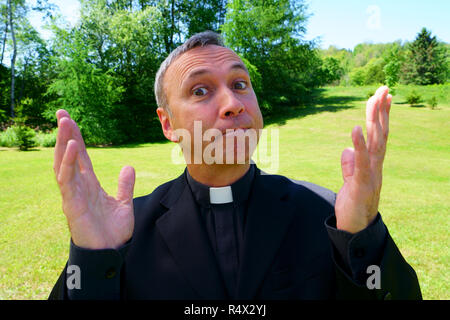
[0,84,449,299]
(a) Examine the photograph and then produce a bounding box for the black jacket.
[49,166,421,300]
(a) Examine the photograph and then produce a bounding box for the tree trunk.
[170,0,174,51]
[18,58,28,105]
[8,0,16,118]
[0,19,7,65]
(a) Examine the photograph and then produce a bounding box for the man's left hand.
[335,86,392,234]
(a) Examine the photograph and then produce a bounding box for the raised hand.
[54,110,136,249]
[335,86,392,234]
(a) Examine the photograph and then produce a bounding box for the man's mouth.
[222,128,250,136]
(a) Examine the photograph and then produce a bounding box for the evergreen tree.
[402,27,448,85]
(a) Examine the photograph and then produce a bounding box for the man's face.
[159,45,264,164]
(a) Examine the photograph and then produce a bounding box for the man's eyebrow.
[230,62,249,74]
[183,62,249,84]
[185,68,212,81]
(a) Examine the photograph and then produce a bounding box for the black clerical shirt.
[186,164,256,298]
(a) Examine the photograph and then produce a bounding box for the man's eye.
[234,81,247,90]
[193,87,208,96]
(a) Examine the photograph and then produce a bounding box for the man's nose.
[219,88,245,118]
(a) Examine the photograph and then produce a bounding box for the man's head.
[155,31,263,165]
[154,31,225,115]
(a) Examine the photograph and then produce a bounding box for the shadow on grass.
[395,101,426,108]
[394,101,410,105]
[10,148,41,152]
[264,88,363,126]
[86,139,172,149]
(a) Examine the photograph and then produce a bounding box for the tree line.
[319,27,449,90]
[0,1,448,146]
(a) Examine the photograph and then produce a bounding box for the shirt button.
[354,248,365,258]
[105,267,117,279]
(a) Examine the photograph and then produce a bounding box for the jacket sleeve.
[48,239,131,300]
[291,179,422,300]
[328,222,422,300]
[325,213,387,284]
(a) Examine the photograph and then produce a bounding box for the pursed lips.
[222,128,250,136]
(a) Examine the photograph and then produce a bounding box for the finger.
[56,109,71,126]
[366,94,384,157]
[117,166,136,204]
[69,119,93,172]
[54,109,73,176]
[54,117,73,177]
[386,94,392,115]
[57,139,78,200]
[352,126,370,182]
[376,87,390,140]
[375,85,389,98]
[379,94,392,141]
[340,147,355,183]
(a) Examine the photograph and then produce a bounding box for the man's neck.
[186,163,251,187]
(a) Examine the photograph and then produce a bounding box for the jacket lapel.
[156,171,227,299]
[236,169,295,299]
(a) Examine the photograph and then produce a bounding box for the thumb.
[341,147,355,183]
[117,166,136,203]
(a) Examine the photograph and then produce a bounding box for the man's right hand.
[54,109,135,250]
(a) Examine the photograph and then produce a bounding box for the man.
[49,31,421,300]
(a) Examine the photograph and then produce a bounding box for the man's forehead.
[168,45,246,80]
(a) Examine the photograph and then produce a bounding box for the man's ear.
[156,107,178,142]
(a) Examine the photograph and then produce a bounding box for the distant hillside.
[318,28,449,87]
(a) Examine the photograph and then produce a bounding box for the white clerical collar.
[209,186,233,204]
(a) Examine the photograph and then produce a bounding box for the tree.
[402,27,448,85]
[45,1,172,143]
[363,57,385,85]
[14,20,52,127]
[45,27,125,145]
[7,0,18,118]
[179,0,227,37]
[0,2,7,64]
[320,56,344,85]
[0,0,51,124]
[221,0,318,110]
[383,44,401,93]
[349,67,366,86]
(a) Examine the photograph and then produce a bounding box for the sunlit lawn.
[0,84,449,299]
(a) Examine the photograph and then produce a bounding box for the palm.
[54,110,135,249]
[65,170,134,249]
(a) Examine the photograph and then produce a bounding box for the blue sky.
[28,0,450,50]
[304,0,450,49]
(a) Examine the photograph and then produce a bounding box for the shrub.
[34,129,57,147]
[406,90,422,106]
[366,90,375,99]
[0,126,19,147]
[427,96,438,109]
[350,68,366,86]
[11,117,36,151]
[0,126,57,148]
[15,125,36,151]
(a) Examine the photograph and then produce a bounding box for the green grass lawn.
[1,84,449,299]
